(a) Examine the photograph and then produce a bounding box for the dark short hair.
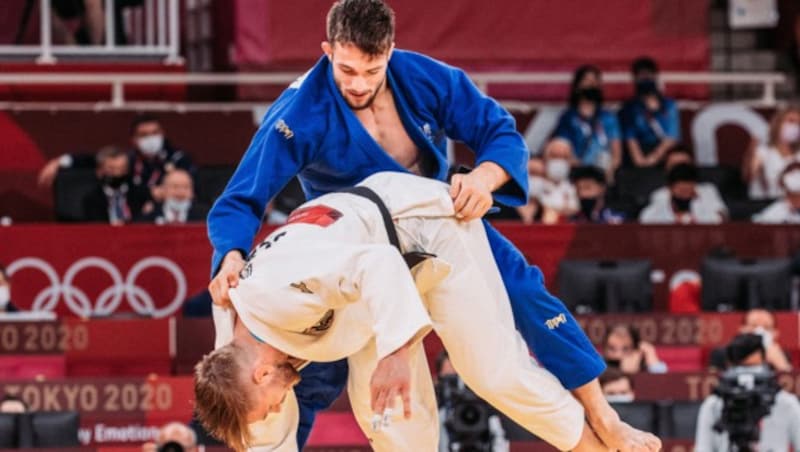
[667,163,698,185]
[326,0,395,56]
[569,64,602,106]
[130,113,161,136]
[570,165,607,185]
[603,324,641,348]
[598,367,633,390]
[95,145,126,167]
[631,56,659,76]
[726,333,765,365]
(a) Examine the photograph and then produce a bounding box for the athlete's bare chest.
[355,102,422,174]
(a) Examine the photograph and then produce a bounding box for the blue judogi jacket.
[208,50,528,272]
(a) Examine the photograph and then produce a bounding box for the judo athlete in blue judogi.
[207,2,660,452]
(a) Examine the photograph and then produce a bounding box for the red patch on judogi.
[287,205,343,227]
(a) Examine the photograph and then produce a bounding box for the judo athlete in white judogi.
[195,172,635,452]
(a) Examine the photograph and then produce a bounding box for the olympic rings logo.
[6,257,187,318]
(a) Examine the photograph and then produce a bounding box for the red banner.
[233,0,709,72]
[3,224,800,316]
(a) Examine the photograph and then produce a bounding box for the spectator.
[742,106,800,200]
[649,145,728,218]
[515,158,545,224]
[137,169,209,224]
[51,0,104,45]
[527,138,579,224]
[695,334,800,452]
[568,165,625,224]
[603,324,667,374]
[709,309,793,372]
[0,395,26,413]
[0,264,19,313]
[598,368,635,403]
[618,56,680,168]
[753,162,800,224]
[38,114,195,204]
[639,163,724,224]
[554,65,622,179]
[142,421,198,452]
[82,146,150,225]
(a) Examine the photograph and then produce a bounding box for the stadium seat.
[697,165,746,201]
[610,167,666,212]
[611,401,658,434]
[557,260,653,313]
[53,168,97,222]
[726,198,776,221]
[18,411,80,448]
[657,400,701,439]
[194,166,236,207]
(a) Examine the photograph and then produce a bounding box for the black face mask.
[102,175,127,189]
[635,78,659,97]
[157,442,185,452]
[578,87,603,104]
[605,358,621,368]
[672,196,692,213]
[579,197,598,218]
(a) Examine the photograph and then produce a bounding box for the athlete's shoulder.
[391,49,460,78]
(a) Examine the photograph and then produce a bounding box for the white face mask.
[782,170,800,193]
[0,286,10,309]
[781,123,800,144]
[164,198,192,214]
[752,326,774,349]
[546,158,570,182]
[605,393,634,403]
[136,134,164,157]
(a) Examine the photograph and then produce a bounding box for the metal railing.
[0,0,181,64]
[0,71,788,109]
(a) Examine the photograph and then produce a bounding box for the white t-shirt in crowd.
[749,144,800,200]
[639,193,724,224]
[650,183,728,216]
[752,199,800,224]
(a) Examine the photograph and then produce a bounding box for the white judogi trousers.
[213,172,584,452]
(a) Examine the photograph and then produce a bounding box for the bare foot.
[592,418,661,452]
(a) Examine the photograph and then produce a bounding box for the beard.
[341,76,386,110]
[274,361,301,387]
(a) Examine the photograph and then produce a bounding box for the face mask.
[0,286,9,309]
[752,326,774,349]
[635,79,659,97]
[164,198,192,213]
[102,175,127,189]
[782,170,800,193]
[780,123,800,144]
[672,196,692,213]
[578,87,603,104]
[579,197,598,218]
[546,159,570,182]
[605,393,634,404]
[605,358,621,368]
[137,134,164,157]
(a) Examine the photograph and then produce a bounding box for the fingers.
[226,269,240,289]
[449,174,462,200]
[400,383,411,419]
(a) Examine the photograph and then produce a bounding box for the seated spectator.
[649,145,728,218]
[0,264,19,313]
[695,334,800,452]
[82,146,150,225]
[599,368,636,403]
[554,65,622,179]
[515,158,545,224]
[618,56,680,168]
[142,421,198,452]
[137,169,209,224]
[38,114,195,205]
[640,163,724,224]
[742,106,800,200]
[0,394,27,413]
[524,138,579,224]
[568,165,625,224]
[709,308,793,372]
[753,162,800,224]
[603,324,667,374]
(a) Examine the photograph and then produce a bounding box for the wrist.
[224,249,245,264]
[474,161,509,192]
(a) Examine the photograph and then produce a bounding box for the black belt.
[338,186,435,269]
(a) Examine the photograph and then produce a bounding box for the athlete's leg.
[481,220,606,389]
[397,217,585,451]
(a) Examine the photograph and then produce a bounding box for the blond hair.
[194,343,253,451]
